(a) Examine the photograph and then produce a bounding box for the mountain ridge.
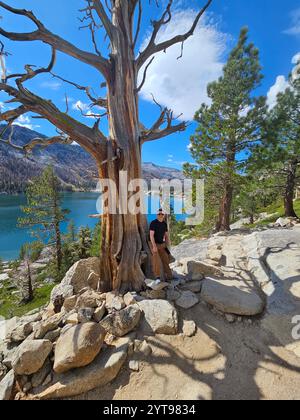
[0,125,184,194]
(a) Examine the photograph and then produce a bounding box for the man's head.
[157,208,165,222]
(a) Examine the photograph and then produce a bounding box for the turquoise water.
[0,193,185,261]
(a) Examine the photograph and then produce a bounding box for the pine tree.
[18,166,69,274]
[251,64,300,218]
[186,28,266,231]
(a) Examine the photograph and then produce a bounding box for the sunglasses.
[157,213,165,216]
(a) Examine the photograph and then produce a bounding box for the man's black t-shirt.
[149,219,168,244]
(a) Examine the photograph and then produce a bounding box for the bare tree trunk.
[98,2,151,292]
[26,260,33,303]
[54,219,62,273]
[284,161,298,218]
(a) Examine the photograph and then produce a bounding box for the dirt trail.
[70,302,300,401]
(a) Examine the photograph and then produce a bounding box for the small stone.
[145,279,169,291]
[141,289,166,300]
[76,290,104,309]
[128,342,134,356]
[78,308,94,323]
[100,305,141,337]
[105,292,125,311]
[43,328,61,342]
[87,271,100,290]
[166,288,181,301]
[93,303,106,322]
[33,313,64,339]
[237,317,243,323]
[183,320,197,337]
[140,340,152,357]
[129,360,139,372]
[138,300,178,335]
[182,280,202,293]
[65,313,79,325]
[225,314,236,324]
[124,292,137,306]
[23,381,32,393]
[63,296,77,312]
[134,339,143,352]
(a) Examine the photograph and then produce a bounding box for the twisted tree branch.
[0,1,111,79]
[137,0,213,71]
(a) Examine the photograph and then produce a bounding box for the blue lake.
[0,192,185,261]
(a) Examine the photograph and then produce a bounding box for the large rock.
[175,291,199,309]
[75,290,104,309]
[51,258,100,302]
[100,305,141,337]
[243,228,300,357]
[172,238,209,261]
[63,296,77,312]
[33,313,64,339]
[31,338,130,399]
[8,322,34,343]
[0,369,15,400]
[183,260,224,280]
[201,277,265,316]
[12,340,53,376]
[138,300,178,335]
[53,323,106,374]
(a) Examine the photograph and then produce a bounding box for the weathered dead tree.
[0,0,212,292]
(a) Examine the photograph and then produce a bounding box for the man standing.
[149,209,173,282]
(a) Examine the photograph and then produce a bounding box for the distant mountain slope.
[0,125,184,193]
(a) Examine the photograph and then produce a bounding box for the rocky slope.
[1,223,300,400]
[0,125,184,193]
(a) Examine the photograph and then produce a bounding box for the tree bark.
[284,161,298,218]
[98,1,152,293]
[216,182,233,231]
[26,260,33,303]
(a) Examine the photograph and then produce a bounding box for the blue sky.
[0,0,299,169]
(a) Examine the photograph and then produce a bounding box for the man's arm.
[150,230,158,253]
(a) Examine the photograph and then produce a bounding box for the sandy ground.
[69,302,300,401]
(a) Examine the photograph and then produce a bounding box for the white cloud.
[292,53,300,64]
[267,76,290,109]
[13,115,40,130]
[72,100,89,111]
[267,52,300,108]
[284,8,300,36]
[72,100,101,119]
[187,143,193,151]
[138,10,227,121]
[41,80,62,91]
[292,52,300,80]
